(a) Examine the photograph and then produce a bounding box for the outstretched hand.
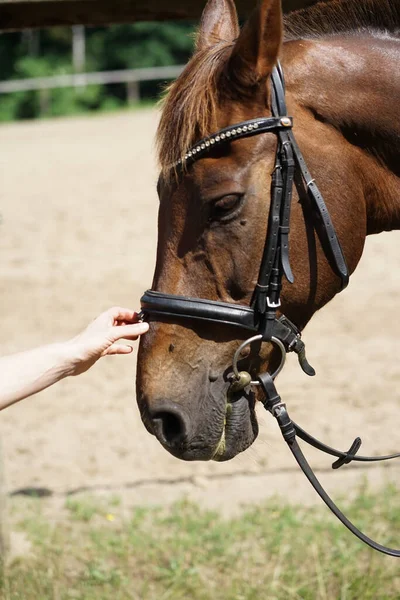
[68,307,149,376]
[0,306,149,411]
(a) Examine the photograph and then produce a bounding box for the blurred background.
[0,16,399,599]
[0,23,195,121]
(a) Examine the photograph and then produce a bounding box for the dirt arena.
[0,108,399,517]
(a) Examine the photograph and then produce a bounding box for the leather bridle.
[140,64,400,556]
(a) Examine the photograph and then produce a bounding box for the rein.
[140,64,400,556]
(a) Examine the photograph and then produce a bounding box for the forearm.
[0,342,74,411]
[0,307,148,412]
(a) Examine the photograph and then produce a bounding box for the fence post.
[127,80,140,104]
[72,25,85,73]
[39,88,51,116]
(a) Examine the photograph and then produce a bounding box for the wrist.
[56,340,83,378]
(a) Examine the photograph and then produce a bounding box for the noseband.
[140,64,400,556]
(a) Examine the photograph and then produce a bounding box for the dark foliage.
[0,23,195,121]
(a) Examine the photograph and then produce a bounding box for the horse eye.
[211,194,243,221]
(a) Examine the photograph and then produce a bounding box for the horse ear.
[227,0,282,88]
[196,0,240,52]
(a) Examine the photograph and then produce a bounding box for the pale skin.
[0,307,149,411]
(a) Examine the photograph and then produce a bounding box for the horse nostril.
[151,410,188,448]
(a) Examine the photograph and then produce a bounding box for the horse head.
[136,0,397,461]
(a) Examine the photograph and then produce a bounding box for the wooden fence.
[0,64,185,115]
[0,65,184,94]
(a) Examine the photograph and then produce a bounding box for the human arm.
[0,307,149,411]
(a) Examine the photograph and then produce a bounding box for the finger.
[103,344,134,356]
[107,307,140,324]
[111,322,149,341]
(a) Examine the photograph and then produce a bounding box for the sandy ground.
[0,108,399,521]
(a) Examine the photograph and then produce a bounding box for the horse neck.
[283,34,400,235]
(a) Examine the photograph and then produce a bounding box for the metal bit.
[229,371,252,393]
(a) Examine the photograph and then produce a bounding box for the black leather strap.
[178,116,293,168]
[140,291,314,366]
[278,136,295,284]
[253,158,283,315]
[289,132,350,289]
[271,65,349,290]
[271,65,295,288]
[253,69,295,318]
[271,66,288,116]
[293,421,400,468]
[141,290,259,331]
[258,372,400,557]
[289,437,400,557]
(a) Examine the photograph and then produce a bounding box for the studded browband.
[174,116,293,167]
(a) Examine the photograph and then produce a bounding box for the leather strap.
[253,157,283,315]
[140,292,316,376]
[253,69,295,318]
[177,116,293,168]
[271,66,288,116]
[141,290,258,331]
[278,136,295,284]
[258,372,400,557]
[289,132,350,289]
[289,437,400,557]
[141,291,302,342]
[293,421,400,468]
[270,66,349,290]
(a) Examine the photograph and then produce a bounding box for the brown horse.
[136,0,400,462]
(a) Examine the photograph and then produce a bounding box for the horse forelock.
[156,41,234,179]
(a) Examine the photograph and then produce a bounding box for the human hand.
[66,307,149,376]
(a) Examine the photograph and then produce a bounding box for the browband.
[175,116,293,168]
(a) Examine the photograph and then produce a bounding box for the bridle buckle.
[267,298,281,309]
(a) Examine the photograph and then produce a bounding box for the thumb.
[103,344,134,356]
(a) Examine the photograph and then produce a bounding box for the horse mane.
[284,0,400,40]
[156,41,233,177]
[157,0,400,176]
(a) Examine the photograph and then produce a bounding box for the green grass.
[0,486,399,600]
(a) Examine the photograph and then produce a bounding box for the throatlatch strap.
[289,132,350,289]
[258,372,400,558]
[271,65,349,290]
